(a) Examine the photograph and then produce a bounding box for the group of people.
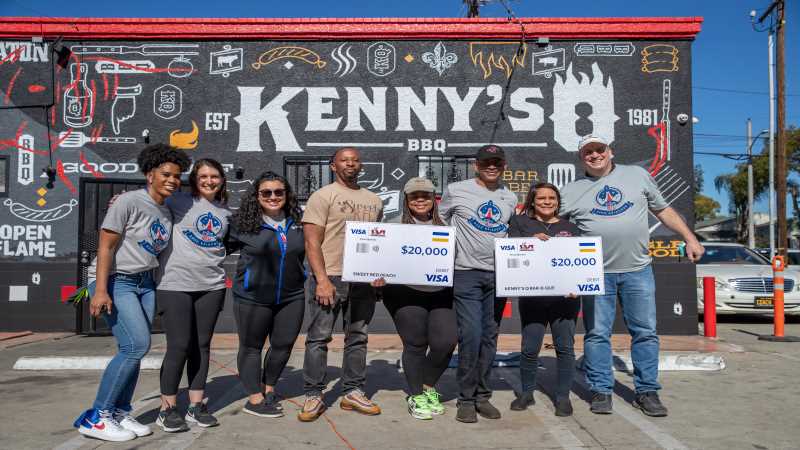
[73,136,704,442]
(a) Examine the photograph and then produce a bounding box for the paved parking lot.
[1,317,799,450]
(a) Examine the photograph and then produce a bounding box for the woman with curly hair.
[155,158,231,432]
[74,144,191,442]
[226,171,306,418]
[380,177,458,421]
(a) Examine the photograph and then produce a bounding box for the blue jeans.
[88,272,156,411]
[582,265,660,394]
[453,270,506,405]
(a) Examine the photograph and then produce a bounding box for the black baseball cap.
[476,144,506,161]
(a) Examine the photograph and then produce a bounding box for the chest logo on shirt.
[183,212,224,248]
[590,185,633,217]
[468,200,508,233]
[138,218,170,256]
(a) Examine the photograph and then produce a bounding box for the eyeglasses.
[581,146,608,156]
[258,189,286,198]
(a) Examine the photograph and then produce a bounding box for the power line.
[694,86,800,97]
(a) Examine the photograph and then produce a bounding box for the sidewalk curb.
[13,351,726,371]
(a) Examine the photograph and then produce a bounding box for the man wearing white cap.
[560,135,703,417]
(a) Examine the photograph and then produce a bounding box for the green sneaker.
[423,387,445,415]
[407,394,433,420]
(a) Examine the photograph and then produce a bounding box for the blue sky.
[2,0,798,216]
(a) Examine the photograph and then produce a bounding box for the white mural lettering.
[0,224,56,257]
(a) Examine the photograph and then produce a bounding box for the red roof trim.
[0,17,702,40]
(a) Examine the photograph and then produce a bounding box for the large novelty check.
[342,221,455,286]
[495,236,605,297]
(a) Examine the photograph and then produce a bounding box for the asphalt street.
[1,318,798,450]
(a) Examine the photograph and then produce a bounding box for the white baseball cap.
[578,135,609,152]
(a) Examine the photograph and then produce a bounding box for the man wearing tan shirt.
[299,147,384,422]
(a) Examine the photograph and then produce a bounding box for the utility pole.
[748,119,755,248]
[775,0,787,257]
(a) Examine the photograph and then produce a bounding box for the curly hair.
[136,143,191,175]
[521,182,562,219]
[231,171,302,234]
[400,192,445,225]
[189,158,228,204]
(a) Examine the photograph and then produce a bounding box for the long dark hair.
[231,171,302,234]
[401,192,445,225]
[521,182,562,219]
[189,158,228,204]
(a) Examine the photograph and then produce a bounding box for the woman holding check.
[507,182,581,417]
[378,177,458,421]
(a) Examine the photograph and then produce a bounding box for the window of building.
[416,155,476,197]
[283,157,334,202]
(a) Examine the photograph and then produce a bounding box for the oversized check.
[342,221,456,286]
[495,236,605,297]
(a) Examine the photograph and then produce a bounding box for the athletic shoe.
[475,400,501,419]
[297,395,326,422]
[186,402,219,427]
[555,397,573,417]
[423,387,445,415]
[590,392,613,415]
[340,389,381,415]
[243,395,284,418]
[407,394,433,420]
[74,408,136,442]
[633,391,668,417]
[114,408,152,437]
[156,406,189,432]
[510,392,535,411]
[455,403,477,423]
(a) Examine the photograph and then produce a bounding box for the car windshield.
[699,246,770,265]
[788,252,800,266]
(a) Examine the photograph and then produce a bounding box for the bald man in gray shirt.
[560,135,703,418]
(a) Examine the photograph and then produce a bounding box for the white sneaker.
[74,409,136,442]
[115,408,152,437]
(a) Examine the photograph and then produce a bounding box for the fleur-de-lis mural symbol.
[422,42,458,76]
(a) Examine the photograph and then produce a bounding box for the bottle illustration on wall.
[63,63,93,128]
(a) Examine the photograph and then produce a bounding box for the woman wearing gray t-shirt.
[155,159,232,432]
[74,144,190,443]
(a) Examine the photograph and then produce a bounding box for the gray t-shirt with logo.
[439,179,518,272]
[157,192,231,292]
[87,189,172,283]
[560,164,668,273]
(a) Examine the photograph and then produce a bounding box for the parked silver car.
[696,243,800,315]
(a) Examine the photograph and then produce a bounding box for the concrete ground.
[1,317,799,450]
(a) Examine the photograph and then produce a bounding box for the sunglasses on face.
[258,189,286,198]
[581,146,608,157]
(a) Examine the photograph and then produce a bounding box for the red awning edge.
[0,17,702,41]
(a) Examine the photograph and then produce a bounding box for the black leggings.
[234,299,305,395]
[382,285,457,396]
[158,289,225,396]
[518,297,581,398]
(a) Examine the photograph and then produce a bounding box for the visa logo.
[577,283,601,292]
[351,229,366,235]
[425,274,449,283]
[500,245,516,251]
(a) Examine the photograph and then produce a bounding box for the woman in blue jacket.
[226,171,305,418]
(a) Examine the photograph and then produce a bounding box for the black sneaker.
[633,391,668,417]
[455,403,477,423]
[156,406,189,433]
[186,402,218,428]
[510,392,535,411]
[590,392,613,414]
[555,397,573,417]
[475,400,501,419]
[243,394,284,418]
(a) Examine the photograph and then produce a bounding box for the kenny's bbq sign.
[0,18,701,332]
